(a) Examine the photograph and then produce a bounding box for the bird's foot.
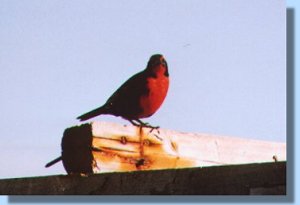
[137,120,160,134]
[129,119,160,134]
[143,123,160,134]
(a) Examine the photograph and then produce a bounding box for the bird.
[77,54,169,129]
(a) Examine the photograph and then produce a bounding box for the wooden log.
[48,121,286,175]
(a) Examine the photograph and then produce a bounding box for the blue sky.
[0,0,286,182]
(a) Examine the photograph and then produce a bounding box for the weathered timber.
[46,121,286,175]
[0,162,286,195]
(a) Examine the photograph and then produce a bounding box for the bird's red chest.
[139,73,169,118]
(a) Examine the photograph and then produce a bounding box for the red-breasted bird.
[77,54,169,129]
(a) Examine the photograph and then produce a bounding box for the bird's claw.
[139,122,160,133]
[149,126,160,134]
[129,119,160,134]
[154,134,163,141]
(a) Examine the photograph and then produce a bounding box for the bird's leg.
[129,119,140,126]
[129,119,161,140]
[135,119,160,134]
[128,119,160,134]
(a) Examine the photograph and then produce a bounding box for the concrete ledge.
[0,162,286,195]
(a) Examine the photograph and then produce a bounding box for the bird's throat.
[139,70,169,118]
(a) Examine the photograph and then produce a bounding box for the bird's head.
[146,54,169,77]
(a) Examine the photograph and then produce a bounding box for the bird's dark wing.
[104,70,149,119]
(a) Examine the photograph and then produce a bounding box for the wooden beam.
[47,121,286,175]
[0,162,286,195]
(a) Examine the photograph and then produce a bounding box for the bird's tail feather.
[77,106,107,121]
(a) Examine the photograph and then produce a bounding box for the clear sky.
[0,0,285,179]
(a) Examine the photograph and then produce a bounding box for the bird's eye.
[161,59,167,67]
